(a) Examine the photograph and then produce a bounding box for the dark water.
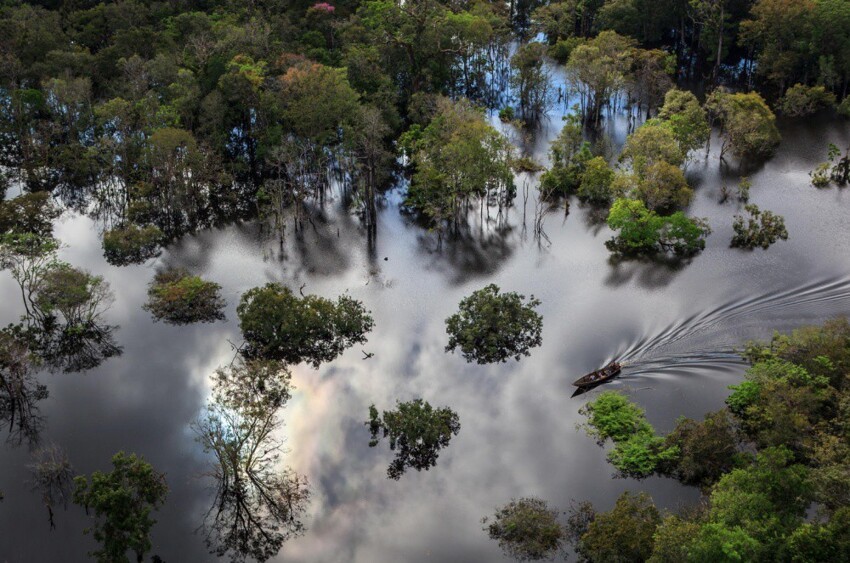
[2,80,850,562]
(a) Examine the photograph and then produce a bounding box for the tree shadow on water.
[604,252,691,290]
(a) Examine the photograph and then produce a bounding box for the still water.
[2,92,850,561]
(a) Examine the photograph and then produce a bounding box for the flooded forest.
[1,1,850,562]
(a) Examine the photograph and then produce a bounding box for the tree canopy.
[72,452,168,563]
[445,284,543,364]
[237,283,373,368]
[367,399,461,480]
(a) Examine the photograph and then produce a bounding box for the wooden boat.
[573,362,622,388]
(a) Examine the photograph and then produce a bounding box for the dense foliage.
[143,268,225,324]
[571,317,850,561]
[367,399,461,480]
[483,497,565,561]
[445,284,543,364]
[731,204,789,250]
[237,283,373,368]
[606,198,711,257]
[72,452,168,563]
[401,98,514,230]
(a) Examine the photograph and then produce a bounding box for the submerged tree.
[778,84,836,117]
[606,198,711,258]
[706,90,781,161]
[567,31,636,125]
[143,269,225,325]
[539,114,593,197]
[237,283,374,368]
[367,399,460,480]
[731,204,788,250]
[579,390,679,478]
[510,42,551,122]
[575,491,661,562]
[73,452,168,563]
[402,97,514,231]
[657,89,711,158]
[445,284,543,364]
[28,443,74,529]
[483,497,565,561]
[193,360,310,563]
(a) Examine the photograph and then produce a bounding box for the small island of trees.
[445,284,543,364]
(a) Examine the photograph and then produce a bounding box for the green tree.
[567,31,636,125]
[660,411,740,488]
[403,97,514,229]
[778,83,836,117]
[704,447,812,556]
[579,391,679,478]
[101,224,163,267]
[143,269,225,325]
[511,42,551,121]
[726,360,832,452]
[620,120,685,176]
[606,198,710,257]
[739,0,815,94]
[483,497,565,561]
[706,90,781,160]
[367,399,460,480]
[576,491,660,563]
[445,284,543,364]
[657,89,710,157]
[539,114,593,197]
[193,360,310,562]
[730,204,788,250]
[72,452,168,563]
[578,156,615,203]
[237,283,374,368]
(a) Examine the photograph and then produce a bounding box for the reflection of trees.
[1,235,122,373]
[0,327,47,447]
[368,399,461,480]
[29,318,121,373]
[27,443,74,529]
[193,361,310,563]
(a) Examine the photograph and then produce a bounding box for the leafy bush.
[367,399,460,480]
[577,156,615,203]
[484,497,565,561]
[237,283,373,368]
[731,204,788,249]
[102,224,163,266]
[445,284,543,364]
[580,391,679,478]
[779,84,836,117]
[606,198,710,257]
[143,269,225,325]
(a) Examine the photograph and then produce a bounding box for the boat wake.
[614,274,850,364]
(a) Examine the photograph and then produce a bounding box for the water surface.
[2,91,850,562]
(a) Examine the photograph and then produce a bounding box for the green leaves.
[445,284,543,365]
[579,391,678,479]
[72,452,168,563]
[731,204,788,250]
[403,98,514,228]
[367,399,460,480]
[237,283,374,368]
[484,497,565,561]
[143,268,225,325]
